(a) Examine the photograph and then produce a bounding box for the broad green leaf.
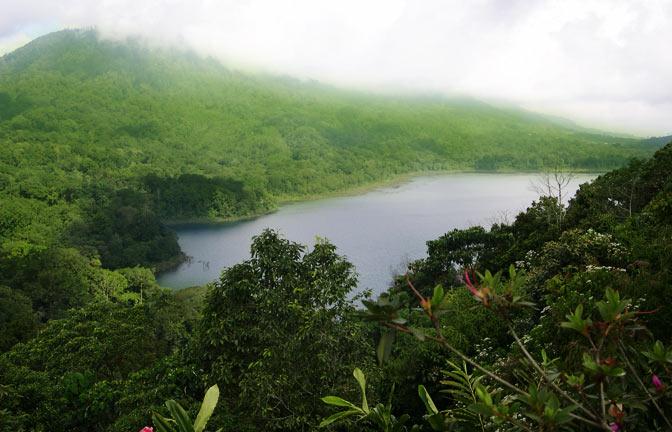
[152,412,177,432]
[376,330,395,366]
[166,400,195,432]
[321,396,360,410]
[432,285,444,308]
[418,385,438,415]
[426,413,445,431]
[353,368,369,413]
[194,384,219,432]
[319,409,360,427]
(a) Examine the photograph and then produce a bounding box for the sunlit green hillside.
[0,29,660,268]
[1,29,656,197]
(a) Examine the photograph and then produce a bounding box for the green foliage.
[395,227,513,298]
[153,384,221,432]
[1,28,671,432]
[440,361,488,430]
[0,285,37,351]
[643,341,672,365]
[0,28,657,282]
[1,247,100,321]
[0,294,200,431]
[144,174,272,220]
[559,304,593,336]
[517,384,576,429]
[321,368,415,432]
[349,140,672,431]
[67,188,182,270]
[196,230,375,430]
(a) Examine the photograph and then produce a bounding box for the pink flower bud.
[139,427,154,432]
[652,374,665,391]
[609,423,620,432]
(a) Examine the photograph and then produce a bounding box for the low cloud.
[1,0,671,135]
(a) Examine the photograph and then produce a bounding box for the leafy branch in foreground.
[323,264,672,431]
[149,384,220,432]
[320,368,416,432]
[440,360,490,431]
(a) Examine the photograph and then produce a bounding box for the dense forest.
[0,30,661,272]
[1,29,672,431]
[2,137,671,431]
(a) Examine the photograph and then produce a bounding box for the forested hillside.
[1,28,671,431]
[1,135,671,431]
[0,30,660,273]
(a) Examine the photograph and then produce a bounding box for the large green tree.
[0,285,38,351]
[196,230,375,431]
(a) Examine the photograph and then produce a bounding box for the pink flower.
[609,423,620,432]
[464,271,491,307]
[652,374,665,392]
[139,427,154,432]
[464,271,480,297]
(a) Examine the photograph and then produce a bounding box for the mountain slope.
[0,29,660,268]
[0,30,656,197]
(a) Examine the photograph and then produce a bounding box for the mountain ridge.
[0,29,663,270]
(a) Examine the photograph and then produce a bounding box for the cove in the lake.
[157,173,595,293]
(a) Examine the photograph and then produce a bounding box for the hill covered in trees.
[0,29,661,274]
[1,138,671,431]
[1,27,672,432]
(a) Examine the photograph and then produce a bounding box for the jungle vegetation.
[2,140,671,431]
[1,29,671,431]
[0,29,660,271]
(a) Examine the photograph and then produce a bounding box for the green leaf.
[418,385,439,415]
[409,327,426,341]
[152,412,177,432]
[605,367,626,377]
[321,396,360,410]
[353,368,369,413]
[166,400,195,432]
[475,385,492,405]
[596,288,630,322]
[376,329,395,366]
[432,285,445,308]
[582,353,598,372]
[426,413,445,431]
[560,304,592,335]
[319,409,360,427]
[468,403,495,417]
[194,384,219,432]
[643,340,672,364]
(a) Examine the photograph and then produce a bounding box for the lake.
[157,173,595,293]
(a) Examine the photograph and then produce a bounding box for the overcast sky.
[1,0,670,136]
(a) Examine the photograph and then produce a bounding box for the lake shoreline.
[156,172,599,290]
[161,168,604,227]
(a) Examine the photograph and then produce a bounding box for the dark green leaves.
[166,400,195,432]
[596,288,632,322]
[519,385,576,427]
[560,304,593,336]
[418,385,444,431]
[361,294,406,325]
[643,341,672,365]
[582,353,625,379]
[377,329,396,366]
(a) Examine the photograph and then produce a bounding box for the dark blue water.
[157,173,594,293]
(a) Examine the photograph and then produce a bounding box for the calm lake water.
[157,173,595,293]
